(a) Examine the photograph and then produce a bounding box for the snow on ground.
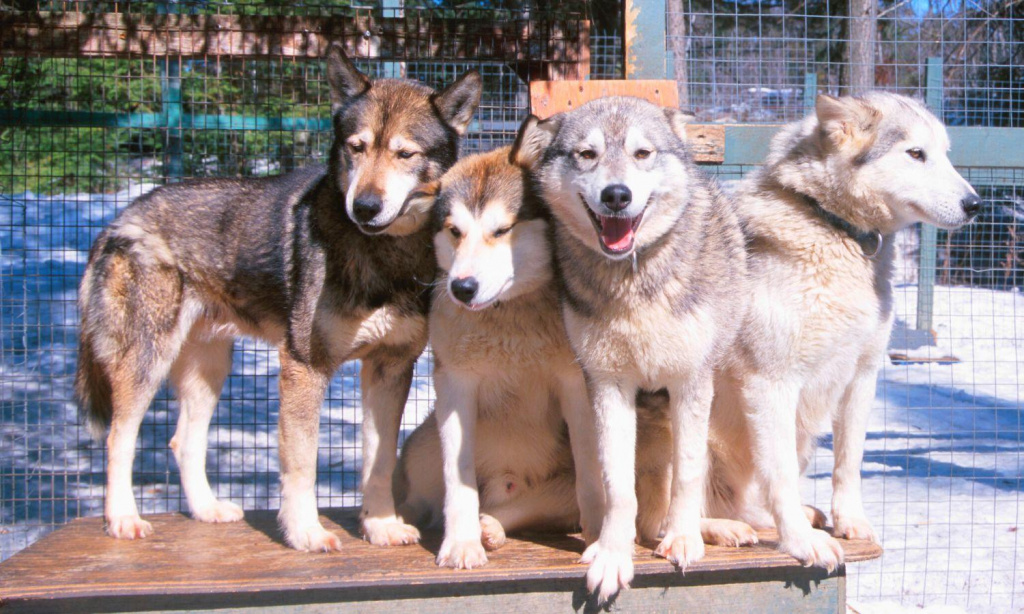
[1,186,1021,612]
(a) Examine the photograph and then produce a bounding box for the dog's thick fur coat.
[75,43,481,550]
[707,93,980,569]
[515,97,751,602]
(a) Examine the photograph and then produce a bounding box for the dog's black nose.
[450,277,479,304]
[961,194,983,218]
[600,184,632,212]
[352,195,384,224]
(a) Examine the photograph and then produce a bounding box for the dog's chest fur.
[738,189,896,376]
[556,183,747,384]
[430,284,574,476]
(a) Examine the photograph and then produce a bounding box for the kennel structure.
[1,0,1022,610]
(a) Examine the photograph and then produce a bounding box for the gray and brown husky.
[75,43,481,551]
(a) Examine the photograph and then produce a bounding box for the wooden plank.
[528,80,724,163]
[0,508,880,612]
[0,12,590,78]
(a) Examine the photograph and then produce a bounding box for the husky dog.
[75,43,481,551]
[393,147,722,568]
[706,93,981,570]
[515,97,752,602]
[394,146,597,569]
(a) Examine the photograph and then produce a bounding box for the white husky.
[707,92,981,570]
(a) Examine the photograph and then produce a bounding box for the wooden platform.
[0,508,881,613]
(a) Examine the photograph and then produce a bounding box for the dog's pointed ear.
[664,108,695,142]
[326,42,371,111]
[511,114,560,170]
[435,71,483,135]
[816,94,881,149]
[388,181,441,236]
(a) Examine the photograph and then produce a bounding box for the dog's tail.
[75,244,114,442]
[75,333,112,441]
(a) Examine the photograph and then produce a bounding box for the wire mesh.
[1,1,1022,612]
[677,0,1023,609]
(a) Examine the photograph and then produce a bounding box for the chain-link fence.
[2,1,1022,612]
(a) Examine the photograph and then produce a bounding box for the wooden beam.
[0,12,590,79]
[528,79,724,163]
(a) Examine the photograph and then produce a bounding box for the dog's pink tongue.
[600,216,634,251]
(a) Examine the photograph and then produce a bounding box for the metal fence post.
[804,72,817,114]
[624,0,668,80]
[157,1,183,180]
[916,57,943,332]
[159,59,184,180]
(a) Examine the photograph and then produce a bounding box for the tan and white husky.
[707,92,981,570]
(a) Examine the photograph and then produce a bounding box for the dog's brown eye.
[907,148,926,162]
[635,149,652,160]
[349,142,365,154]
[579,149,597,160]
[398,150,417,160]
[493,225,513,238]
[449,226,462,239]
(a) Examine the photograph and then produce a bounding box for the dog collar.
[795,192,883,258]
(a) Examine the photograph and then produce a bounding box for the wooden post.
[916,57,943,333]
[624,0,668,80]
[846,0,876,94]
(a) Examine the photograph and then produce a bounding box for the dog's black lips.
[578,193,645,256]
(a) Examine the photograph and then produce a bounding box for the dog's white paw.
[655,530,705,570]
[779,529,844,572]
[106,515,153,540]
[285,524,343,553]
[192,500,244,524]
[804,505,828,529]
[362,515,421,547]
[580,540,634,604]
[437,538,489,569]
[701,519,759,547]
[834,514,878,542]
[480,514,507,551]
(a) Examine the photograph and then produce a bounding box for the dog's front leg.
[360,354,421,546]
[579,374,638,604]
[435,370,487,568]
[831,361,880,543]
[745,374,844,570]
[655,372,713,569]
[277,351,339,552]
[557,369,605,545]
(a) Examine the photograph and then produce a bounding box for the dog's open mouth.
[580,194,644,256]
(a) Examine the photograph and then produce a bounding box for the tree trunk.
[667,0,690,108]
[846,0,877,94]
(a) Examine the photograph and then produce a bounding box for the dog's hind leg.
[105,372,164,539]
[169,331,242,524]
[480,475,580,551]
[359,353,421,547]
[276,350,340,552]
[99,254,193,539]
